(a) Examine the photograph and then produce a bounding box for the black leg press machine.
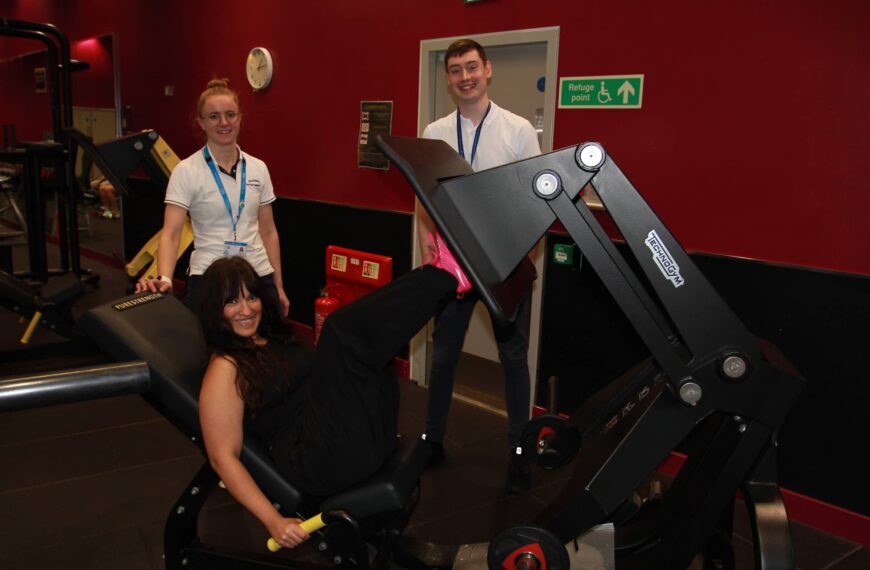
[377,135,804,570]
[0,137,804,570]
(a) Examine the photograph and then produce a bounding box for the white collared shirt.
[422,101,541,171]
[164,145,276,276]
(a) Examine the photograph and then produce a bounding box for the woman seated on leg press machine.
[197,236,469,549]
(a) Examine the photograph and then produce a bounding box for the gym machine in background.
[0,128,184,350]
[66,127,193,285]
[0,19,89,281]
[0,125,184,359]
[0,21,184,311]
[0,20,104,362]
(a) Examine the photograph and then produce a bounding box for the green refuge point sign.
[553,243,575,266]
[559,75,643,109]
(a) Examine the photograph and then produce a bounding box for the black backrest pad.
[375,135,546,325]
[79,293,302,512]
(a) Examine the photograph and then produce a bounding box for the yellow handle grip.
[267,513,325,552]
[20,311,43,344]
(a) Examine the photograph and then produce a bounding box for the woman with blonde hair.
[136,78,289,315]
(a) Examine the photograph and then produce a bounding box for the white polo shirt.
[165,145,276,276]
[422,101,541,171]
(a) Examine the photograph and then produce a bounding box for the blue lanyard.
[203,145,246,241]
[456,102,492,168]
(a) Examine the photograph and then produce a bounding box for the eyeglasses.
[202,110,239,124]
[447,61,482,78]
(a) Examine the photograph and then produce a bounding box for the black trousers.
[425,289,532,447]
[272,266,456,497]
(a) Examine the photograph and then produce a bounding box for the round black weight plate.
[487,526,569,570]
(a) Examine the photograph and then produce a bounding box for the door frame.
[410,27,560,411]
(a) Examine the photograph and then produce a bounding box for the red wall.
[70,34,114,108]
[0,50,53,141]
[3,0,869,275]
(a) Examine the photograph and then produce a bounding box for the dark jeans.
[272,266,457,496]
[425,289,532,447]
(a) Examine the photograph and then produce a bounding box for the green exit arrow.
[559,75,644,109]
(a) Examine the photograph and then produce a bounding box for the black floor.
[1,242,868,569]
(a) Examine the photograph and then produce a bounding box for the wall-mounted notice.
[358,101,393,170]
[558,75,643,109]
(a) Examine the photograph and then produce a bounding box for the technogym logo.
[645,230,684,288]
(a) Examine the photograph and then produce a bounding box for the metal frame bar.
[0,361,149,411]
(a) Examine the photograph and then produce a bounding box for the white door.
[413,28,560,411]
[72,106,117,179]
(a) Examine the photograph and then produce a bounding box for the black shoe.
[421,435,445,466]
[506,447,530,495]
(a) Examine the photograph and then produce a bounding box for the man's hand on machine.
[135,275,173,294]
[267,514,321,551]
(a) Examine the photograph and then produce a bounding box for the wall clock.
[246,47,273,91]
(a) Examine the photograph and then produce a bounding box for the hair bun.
[207,78,230,89]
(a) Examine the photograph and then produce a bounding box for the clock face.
[246,47,273,90]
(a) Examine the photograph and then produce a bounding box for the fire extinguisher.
[314,287,340,345]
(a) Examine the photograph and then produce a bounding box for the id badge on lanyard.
[203,146,249,258]
[223,241,248,257]
[456,102,492,168]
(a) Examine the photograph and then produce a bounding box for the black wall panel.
[272,198,413,326]
[538,234,870,515]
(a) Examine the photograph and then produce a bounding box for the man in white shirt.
[419,38,541,494]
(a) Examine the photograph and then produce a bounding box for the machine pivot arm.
[589,153,759,362]
[376,135,760,377]
[547,191,688,382]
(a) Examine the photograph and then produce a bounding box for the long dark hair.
[197,256,293,410]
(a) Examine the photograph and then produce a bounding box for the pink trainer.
[428,232,472,296]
